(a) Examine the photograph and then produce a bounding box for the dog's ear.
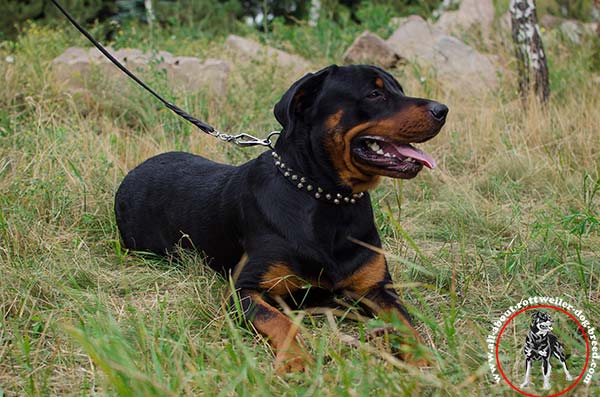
[274,65,336,132]
[531,311,540,320]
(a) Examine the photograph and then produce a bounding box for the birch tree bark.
[509,0,550,104]
[308,0,321,27]
[144,0,155,30]
[593,0,600,35]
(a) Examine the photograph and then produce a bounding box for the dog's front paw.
[520,381,530,389]
[542,382,551,390]
[566,373,573,381]
[274,351,313,374]
[365,325,431,367]
[404,353,431,368]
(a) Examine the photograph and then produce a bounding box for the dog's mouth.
[351,136,436,179]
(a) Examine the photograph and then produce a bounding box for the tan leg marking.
[259,263,304,296]
[337,253,387,292]
[249,293,313,373]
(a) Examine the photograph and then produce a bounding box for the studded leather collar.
[271,151,365,205]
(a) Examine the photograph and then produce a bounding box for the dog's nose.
[428,103,449,122]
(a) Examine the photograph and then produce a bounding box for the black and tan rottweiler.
[115,64,448,373]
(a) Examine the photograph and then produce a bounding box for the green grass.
[1,13,599,397]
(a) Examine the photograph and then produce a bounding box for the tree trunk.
[509,0,550,104]
[308,0,321,27]
[144,0,155,30]
[593,0,600,35]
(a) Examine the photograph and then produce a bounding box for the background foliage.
[1,0,596,40]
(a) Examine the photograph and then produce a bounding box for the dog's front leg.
[520,358,532,388]
[560,359,573,381]
[341,254,428,365]
[234,289,312,374]
[542,359,552,390]
[553,348,573,381]
[359,282,428,363]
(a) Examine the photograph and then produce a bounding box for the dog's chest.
[526,331,552,360]
[291,210,379,281]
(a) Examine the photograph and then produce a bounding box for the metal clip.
[232,133,270,147]
[209,130,280,149]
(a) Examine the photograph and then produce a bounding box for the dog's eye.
[367,90,384,99]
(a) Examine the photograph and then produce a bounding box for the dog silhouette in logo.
[520,311,573,390]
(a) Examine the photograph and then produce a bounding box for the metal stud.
[274,153,366,205]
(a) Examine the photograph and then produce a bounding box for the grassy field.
[1,10,599,397]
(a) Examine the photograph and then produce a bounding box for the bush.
[1,0,115,40]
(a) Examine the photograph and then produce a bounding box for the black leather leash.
[50,0,279,148]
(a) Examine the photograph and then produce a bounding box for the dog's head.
[274,64,448,192]
[531,311,553,336]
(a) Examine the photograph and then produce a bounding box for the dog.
[114,64,448,373]
[520,311,573,390]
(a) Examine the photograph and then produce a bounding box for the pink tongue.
[392,144,437,169]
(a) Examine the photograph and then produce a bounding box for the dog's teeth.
[384,153,391,158]
[376,149,384,155]
[367,141,381,152]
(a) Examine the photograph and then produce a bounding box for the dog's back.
[115,151,246,269]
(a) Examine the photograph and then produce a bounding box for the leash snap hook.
[231,131,280,148]
[232,133,268,147]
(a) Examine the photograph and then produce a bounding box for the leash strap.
[50,0,279,147]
